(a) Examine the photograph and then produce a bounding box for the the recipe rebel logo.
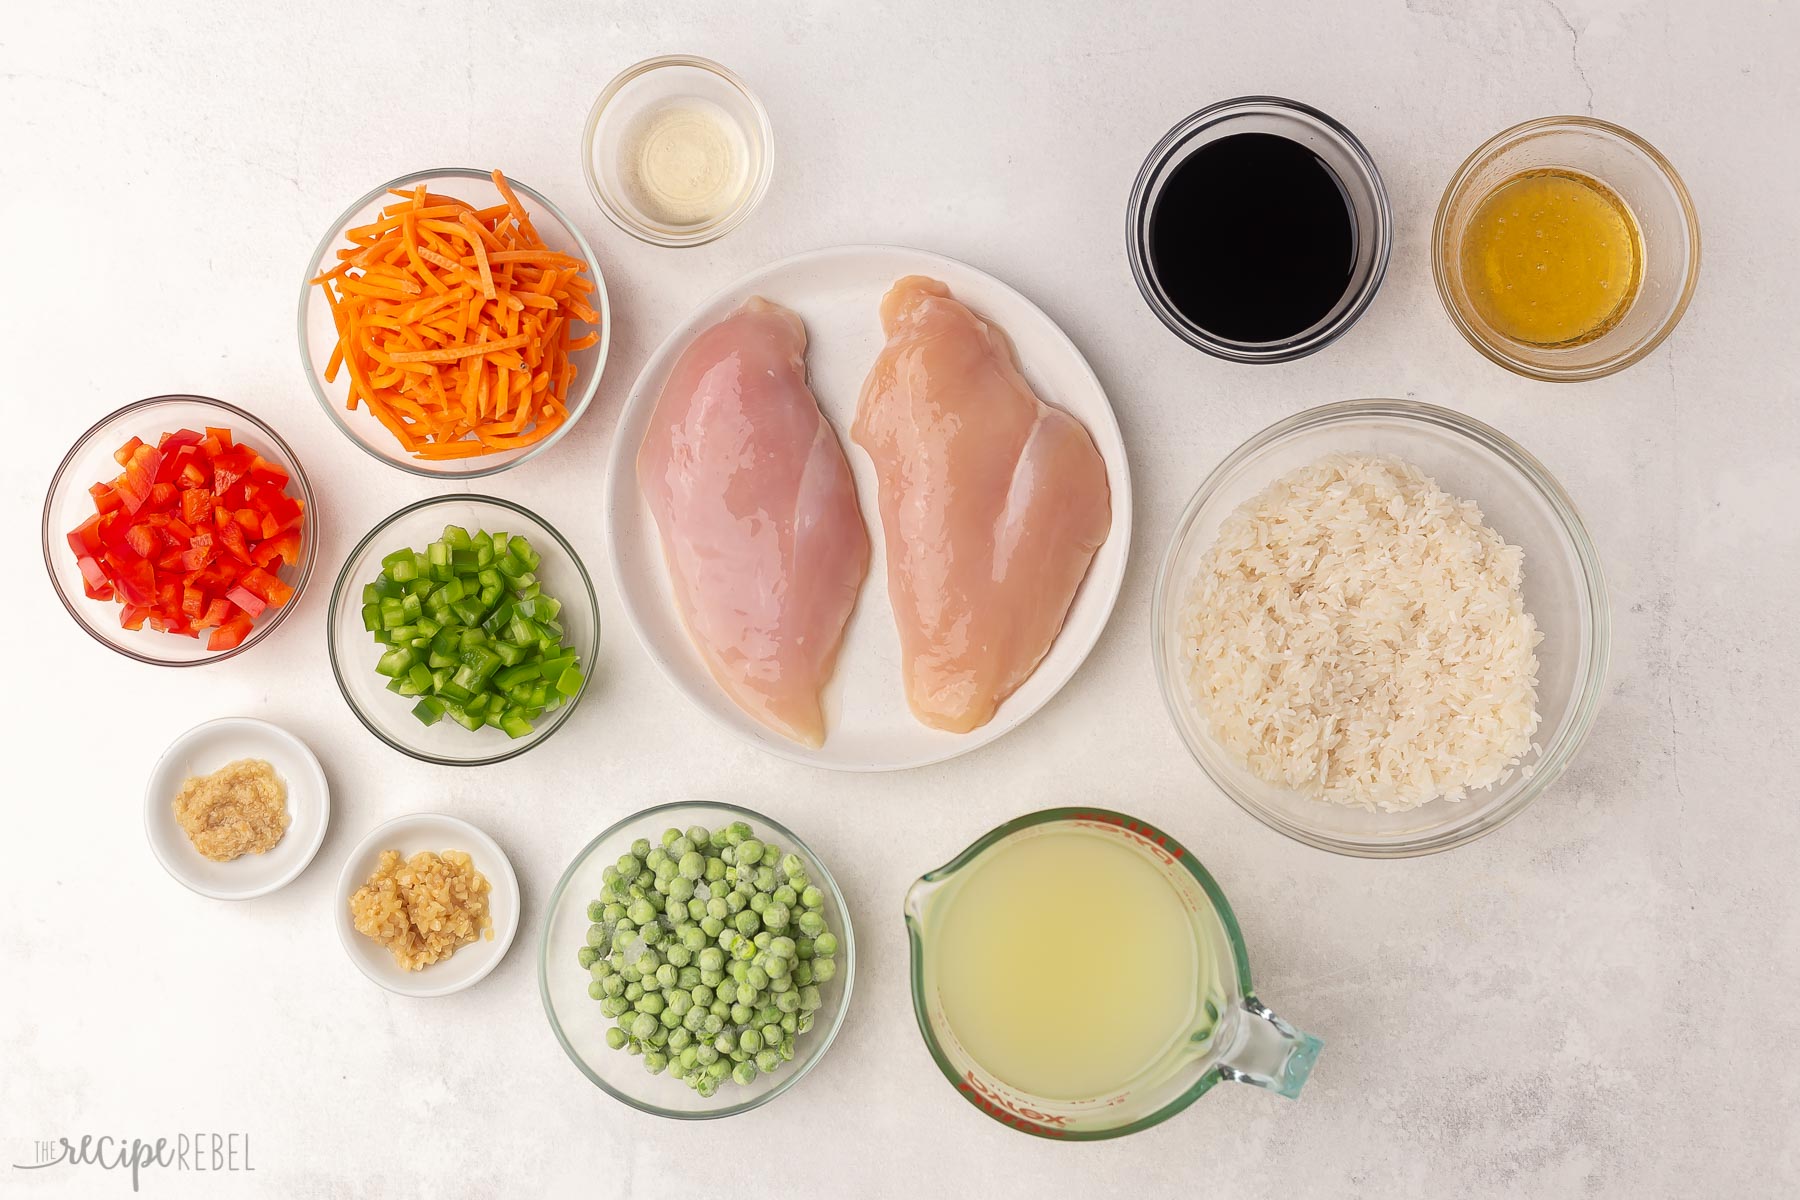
[11,1131,256,1192]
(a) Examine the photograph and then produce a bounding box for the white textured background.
[4,1,1798,1197]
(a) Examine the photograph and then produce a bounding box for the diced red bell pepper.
[104,550,156,605]
[89,482,124,514]
[207,612,254,651]
[247,454,290,488]
[211,446,254,498]
[157,442,200,485]
[258,489,304,536]
[68,514,106,558]
[217,518,252,564]
[252,530,302,569]
[238,566,295,608]
[116,443,161,514]
[226,585,268,617]
[70,424,304,653]
[124,523,162,559]
[198,597,233,628]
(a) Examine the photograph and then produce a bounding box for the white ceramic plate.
[334,812,521,998]
[144,718,330,900]
[606,245,1132,772]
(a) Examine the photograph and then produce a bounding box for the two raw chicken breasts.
[636,276,1111,747]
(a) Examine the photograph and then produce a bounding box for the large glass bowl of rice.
[1154,399,1609,857]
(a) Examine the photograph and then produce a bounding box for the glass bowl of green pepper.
[326,494,599,766]
[539,801,857,1118]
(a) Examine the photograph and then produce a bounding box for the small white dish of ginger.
[144,717,330,900]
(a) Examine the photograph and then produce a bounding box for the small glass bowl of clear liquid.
[582,55,774,248]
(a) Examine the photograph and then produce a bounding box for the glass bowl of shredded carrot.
[299,168,611,478]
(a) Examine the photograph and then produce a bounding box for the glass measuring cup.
[904,807,1320,1139]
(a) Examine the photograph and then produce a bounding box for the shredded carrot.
[311,169,601,460]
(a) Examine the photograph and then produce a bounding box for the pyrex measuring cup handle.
[1216,997,1322,1099]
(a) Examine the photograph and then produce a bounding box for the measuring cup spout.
[1216,997,1321,1099]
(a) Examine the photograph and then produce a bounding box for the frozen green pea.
[734,910,761,936]
[749,892,770,915]
[638,992,665,1015]
[668,876,695,903]
[732,1060,757,1086]
[682,1007,706,1032]
[780,1012,798,1036]
[666,944,692,968]
[677,850,705,880]
[630,838,651,860]
[625,982,644,1002]
[705,857,727,883]
[773,884,798,908]
[585,923,607,948]
[602,975,626,997]
[812,958,837,983]
[795,936,814,961]
[677,966,701,988]
[630,1012,658,1039]
[670,835,692,858]
[736,838,764,867]
[756,1047,781,1074]
[692,983,714,1006]
[726,821,752,846]
[798,1011,815,1034]
[775,988,800,1013]
[801,884,824,909]
[764,902,790,932]
[779,852,805,878]
[799,984,822,1012]
[797,910,825,938]
[755,866,778,892]
[604,1026,628,1050]
[814,932,839,957]
[626,898,655,925]
[655,963,678,989]
[702,1012,724,1035]
[645,847,669,871]
[746,965,769,990]
[701,915,725,938]
[578,945,600,969]
[770,936,796,960]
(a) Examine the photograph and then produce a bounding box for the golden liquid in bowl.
[1459,168,1643,348]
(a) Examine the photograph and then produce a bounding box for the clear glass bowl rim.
[579,54,776,248]
[1126,94,1394,364]
[42,394,319,667]
[1151,398,1612,857]
[324,492,599,766]
[905,805,1258,1140]
[1430,115,1701,382]
[296,167,612,479]
[536,800,857,1119]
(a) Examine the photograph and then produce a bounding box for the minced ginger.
[171,758,290,861]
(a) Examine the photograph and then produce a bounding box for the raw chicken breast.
[853,276,1111,734]
[637,297,869,748]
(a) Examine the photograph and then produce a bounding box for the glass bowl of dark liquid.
[1128,97,1392,363]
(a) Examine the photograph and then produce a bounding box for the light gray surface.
[4,1,1797,1196]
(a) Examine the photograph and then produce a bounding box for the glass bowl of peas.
[538,801,856,1117]
[326,494,599,766]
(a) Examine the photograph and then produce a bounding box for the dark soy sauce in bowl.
[1148,132,1356,345]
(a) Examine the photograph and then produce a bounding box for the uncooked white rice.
[1182,453,1542,812]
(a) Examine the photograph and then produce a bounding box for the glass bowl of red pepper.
[42,395,318,666]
